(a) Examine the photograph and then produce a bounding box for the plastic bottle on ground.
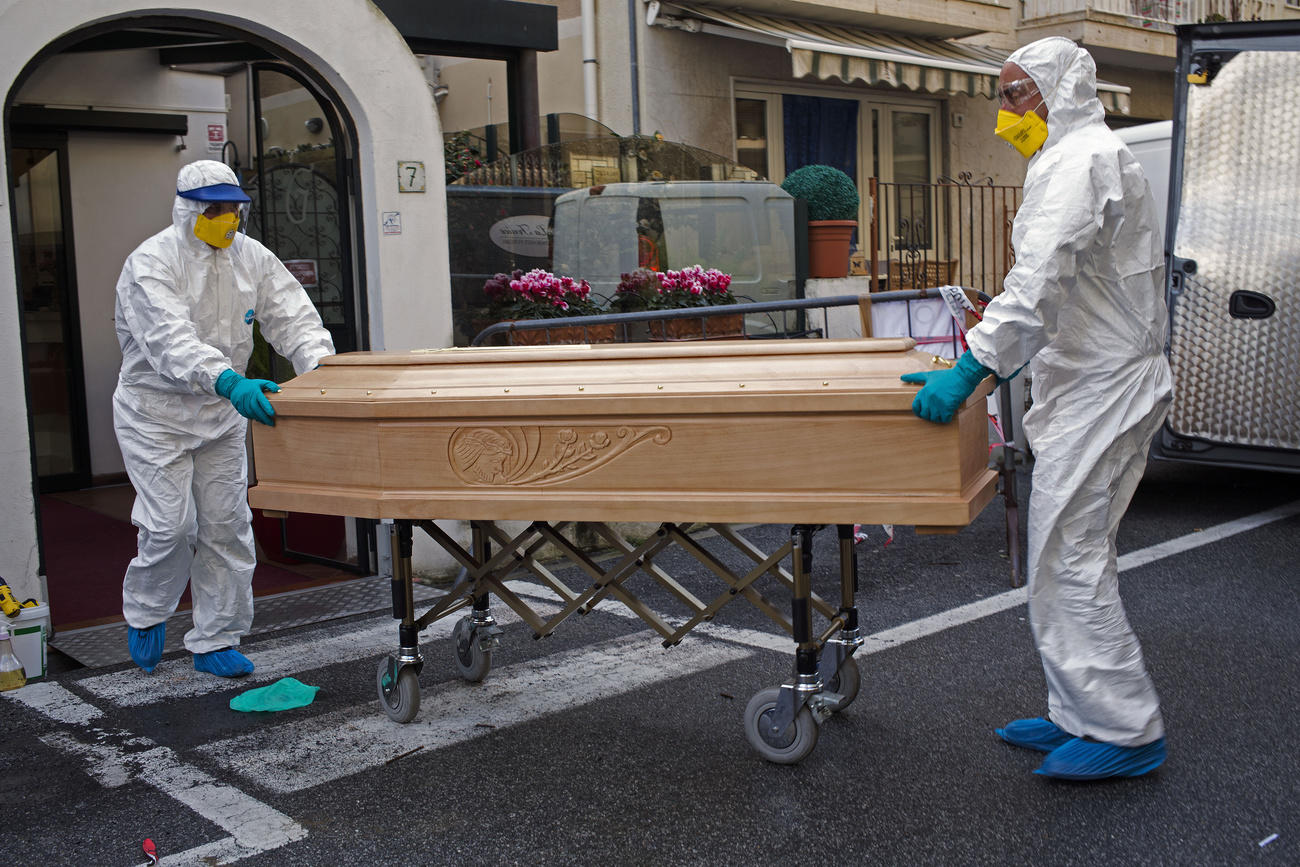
[0,624,27,691]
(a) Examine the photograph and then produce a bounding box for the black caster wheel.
[743,686,819,764]
[453,615,492,682]
[377,656,421,723]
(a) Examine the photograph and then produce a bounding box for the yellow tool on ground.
[0,581,38,618]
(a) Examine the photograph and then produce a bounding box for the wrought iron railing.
[869,173,1023,298]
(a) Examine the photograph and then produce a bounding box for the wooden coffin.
[248,339,997,528]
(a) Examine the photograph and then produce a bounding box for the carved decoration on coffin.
[449,425,672,486]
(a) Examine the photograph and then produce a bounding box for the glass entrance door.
[243,64,369,575]
[11,139,90,492]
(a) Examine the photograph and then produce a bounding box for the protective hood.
[173,160,247,251]
[1007,37,1105,157]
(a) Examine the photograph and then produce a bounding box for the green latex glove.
[899,350,993,424]
[215,368,280,426]
[229,677,320,712]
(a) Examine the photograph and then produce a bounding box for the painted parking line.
[1116,498,1300,572]
[197,631,752,793]
[7,682,304,865]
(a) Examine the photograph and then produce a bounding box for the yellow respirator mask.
[193,212,240,248]
[995,108,1048,159]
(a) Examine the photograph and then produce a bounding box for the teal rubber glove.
[215,368,280,426]
[899,350,993,424]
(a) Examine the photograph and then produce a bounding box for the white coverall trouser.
[115,390,255,654]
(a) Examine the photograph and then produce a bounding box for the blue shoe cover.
[127,623,166,673]
[193,647,255,677]
[996,717,1072,752]
[1035,737,1166,780]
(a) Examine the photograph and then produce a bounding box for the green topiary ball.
[780,164,860,222]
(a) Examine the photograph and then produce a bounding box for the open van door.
[1153,21,1300,472]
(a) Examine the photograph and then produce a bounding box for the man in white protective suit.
[899,37,1172,780]
[114,160,335,677]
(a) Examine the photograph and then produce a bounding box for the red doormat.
[40,495,325,629]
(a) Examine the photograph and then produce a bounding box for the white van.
[550,181,798,304]
[1116,120,1171,239]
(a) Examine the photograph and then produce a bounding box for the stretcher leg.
[379,520,424,723]
[816,525,865,713]
[453,522,502,682]
[744,525,825,763]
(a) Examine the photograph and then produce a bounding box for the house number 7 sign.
[397,161,426,193]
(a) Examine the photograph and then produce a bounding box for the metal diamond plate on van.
[1170,50,1300,450]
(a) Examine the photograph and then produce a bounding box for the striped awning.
[654,3,1131,115]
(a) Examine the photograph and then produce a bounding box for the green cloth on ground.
[229,677,320,712]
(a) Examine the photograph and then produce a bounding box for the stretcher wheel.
[377,657,420,723]
[822,656,860,713]
[743,686,819,764]
[453,615,492,682]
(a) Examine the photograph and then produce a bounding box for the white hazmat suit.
[114,161,334,655]
[965,39,1172,747]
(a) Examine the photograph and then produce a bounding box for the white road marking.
[76,584,560,707]
[6,680,104,724]
[197,631,751,793]
[12,688,304,865]
[1117,498,1300,572]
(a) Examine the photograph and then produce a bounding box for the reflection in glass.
[734,98,769,179]
[14,147,76,478]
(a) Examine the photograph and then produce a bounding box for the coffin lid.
[270,338,985,418]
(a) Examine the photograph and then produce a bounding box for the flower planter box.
[472,320,618,346]
[509,323,618,345]
[648,313,745,341]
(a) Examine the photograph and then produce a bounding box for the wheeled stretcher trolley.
[248,338,998,762]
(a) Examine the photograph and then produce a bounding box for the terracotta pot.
[648,312,745,341]
[505,322,618,345]
[807,219,857,278]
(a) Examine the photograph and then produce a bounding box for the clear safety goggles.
[997,77,1040,106]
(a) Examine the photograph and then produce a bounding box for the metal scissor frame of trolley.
[378,517,865,764]
[366,291,1024,764]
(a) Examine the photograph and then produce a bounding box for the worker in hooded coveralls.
[113,160,335,677]
[900,38,1171,780]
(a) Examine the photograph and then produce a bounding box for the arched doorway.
[4,15,376,633]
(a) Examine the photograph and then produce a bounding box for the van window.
[660,197,758,280]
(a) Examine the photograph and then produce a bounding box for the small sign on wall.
[397,161,426,193]
[382,211,402,235]
[283,258,319,288]
[207,123,226,155]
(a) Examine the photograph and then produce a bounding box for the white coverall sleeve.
[252,249,336,374]
[117,252,233,395]
[966,150,1117,378]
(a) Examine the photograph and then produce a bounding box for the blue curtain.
[783,94,858,181]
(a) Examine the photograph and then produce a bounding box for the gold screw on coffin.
[657,385,664,390]
[578,386,585,391]
[319,389,327,394]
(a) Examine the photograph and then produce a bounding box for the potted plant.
[614,265,742,340]
[480,268,614,345]
[780,164,860,278]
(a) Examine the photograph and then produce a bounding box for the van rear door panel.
[1157,22,1300,471]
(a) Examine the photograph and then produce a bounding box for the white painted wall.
[0,0,452,603]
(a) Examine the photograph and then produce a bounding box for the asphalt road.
[3,457,1297,866]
